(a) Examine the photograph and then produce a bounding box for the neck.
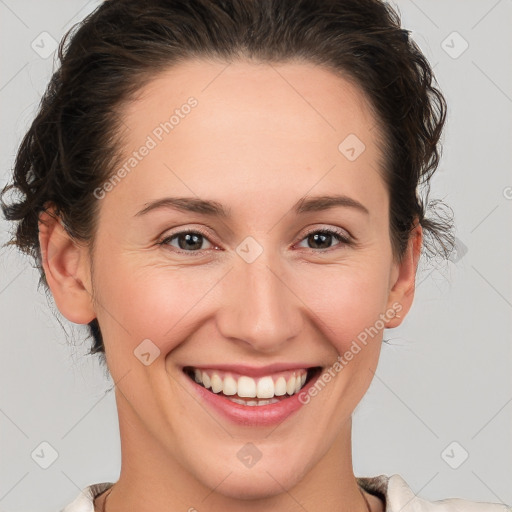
[103,389,374,512]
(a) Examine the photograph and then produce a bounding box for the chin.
[208,468,298,501]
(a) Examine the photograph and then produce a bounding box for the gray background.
[1,1,511,510]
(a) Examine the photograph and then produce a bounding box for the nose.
[215,250,304,353]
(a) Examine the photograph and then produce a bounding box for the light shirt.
[60,474,510,512]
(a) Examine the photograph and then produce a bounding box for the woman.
[1,1,509,511]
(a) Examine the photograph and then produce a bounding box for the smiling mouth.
[183,366,323,406]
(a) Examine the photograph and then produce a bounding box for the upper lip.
[182,363,321,378]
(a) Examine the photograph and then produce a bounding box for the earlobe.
[38,208,96,324]
[385,222,423,329]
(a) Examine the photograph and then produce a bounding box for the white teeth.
[274,376,287,396]
[223,375,237,396]
[256,376,275,398]
[237,376,257,397]
[228,397,247,405]
[210,373,223,393]
[190,368,311,399]
[286,375,296,395]
[227,397,281,406]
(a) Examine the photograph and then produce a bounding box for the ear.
[38,207,96,324]
[385,222,423,328]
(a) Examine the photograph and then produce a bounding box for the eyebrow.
[134,194,370,218]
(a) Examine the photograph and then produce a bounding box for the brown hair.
[1,0,454,369]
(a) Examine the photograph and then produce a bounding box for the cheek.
[298,257,391,356]
[95,258,221,350]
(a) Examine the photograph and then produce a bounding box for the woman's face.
[45,59,420,500]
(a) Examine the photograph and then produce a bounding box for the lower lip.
[183,368,322,427]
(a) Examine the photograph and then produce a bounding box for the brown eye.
[159,229,214,253]
[297,228,351,251]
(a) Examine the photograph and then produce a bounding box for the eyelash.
[157,226,352,256]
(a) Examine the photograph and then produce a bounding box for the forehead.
[108,58,386,219]
[122,58,378,139]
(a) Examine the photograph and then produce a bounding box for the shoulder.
[60,482,114,512]
[357,473,511,512]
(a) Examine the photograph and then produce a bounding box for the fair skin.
[39,59,422,512]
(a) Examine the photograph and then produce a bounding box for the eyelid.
[158,224,216,241]
[300,225,351,241]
